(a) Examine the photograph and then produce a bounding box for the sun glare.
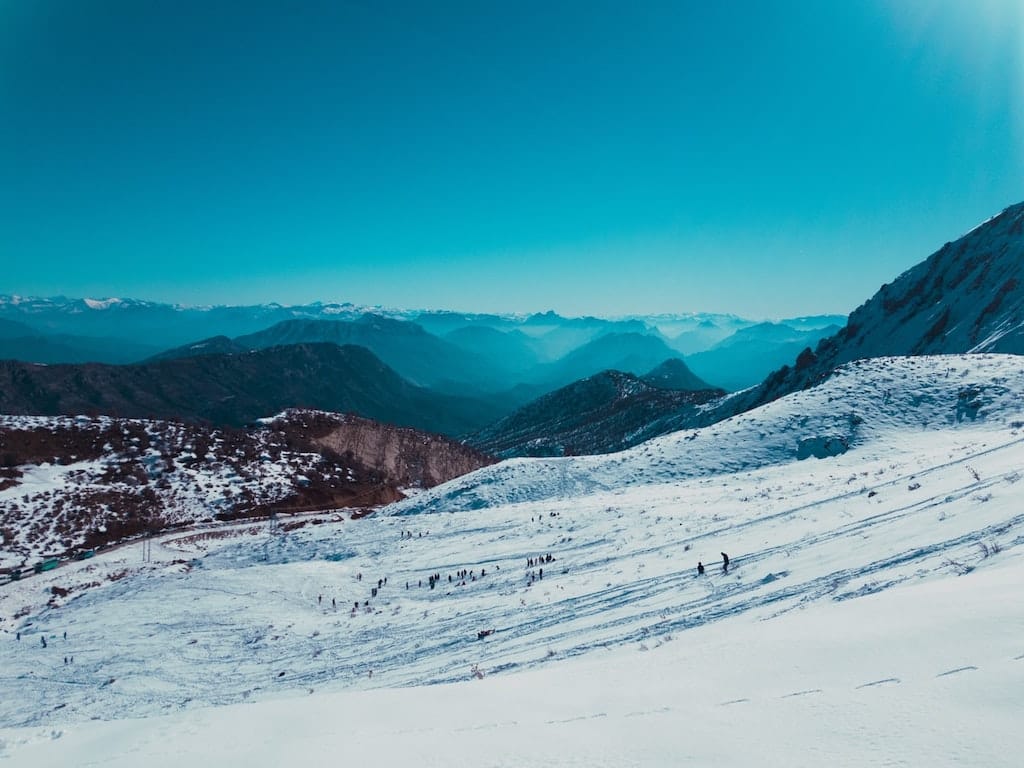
[882,0,1024,153]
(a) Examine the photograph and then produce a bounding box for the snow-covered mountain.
[397,354,1024,514]
[2,353,1023,766]
[717,202,1024,422]
[839,201,1024,356]
[0,409,491,569]
[4,203,1024,766]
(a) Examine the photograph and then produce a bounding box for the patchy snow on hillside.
[1,354,1023,766]
[0,416,333,567]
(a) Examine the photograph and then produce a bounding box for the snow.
[82,297,123,310]
[2,353,1024,765]
[0,460,104,506]
[393,354,1024,514]
[0,415,330,566]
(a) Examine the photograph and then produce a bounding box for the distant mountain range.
[0,343,503,436]
[0,295,841,352]
[3,200,1020,463]
[0,294,845,396]
[686,321,842,391]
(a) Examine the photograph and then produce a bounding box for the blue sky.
[2,1,1021,317]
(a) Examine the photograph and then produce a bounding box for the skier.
[721,552,730,573]
[697,561,705,575]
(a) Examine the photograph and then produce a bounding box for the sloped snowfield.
[2,355,1024,766]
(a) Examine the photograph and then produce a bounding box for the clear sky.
[2,1,1022,318]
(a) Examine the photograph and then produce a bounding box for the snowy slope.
[4,559,1022,767]
[401,354,1024,513]
[716,202,1024,425]
[2,354,1023,765]
[841,202,1024,356]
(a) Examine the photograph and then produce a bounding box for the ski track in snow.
[1,354,1023,735]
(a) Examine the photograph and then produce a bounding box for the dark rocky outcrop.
[469,370,723,457]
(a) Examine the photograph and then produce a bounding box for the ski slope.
[2,354,1024,765]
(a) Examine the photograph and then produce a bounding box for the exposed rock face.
[266,410,494,490]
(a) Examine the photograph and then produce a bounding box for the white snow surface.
[82,297,123,310]
[2,353,1024,765]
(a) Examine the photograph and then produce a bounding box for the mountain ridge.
[0,343,503,436]
[469,366,723,457]
[702,200,1024,425]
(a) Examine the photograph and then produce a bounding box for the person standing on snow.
[721,552,730,573]
[697,561,705,575]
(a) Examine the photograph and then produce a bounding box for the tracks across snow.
[3,354,1024,728]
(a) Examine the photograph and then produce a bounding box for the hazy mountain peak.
[641,357,711,390]
[82,297,124,310]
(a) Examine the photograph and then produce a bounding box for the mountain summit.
[718,200,1024,419]
[836,201,1024,358]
